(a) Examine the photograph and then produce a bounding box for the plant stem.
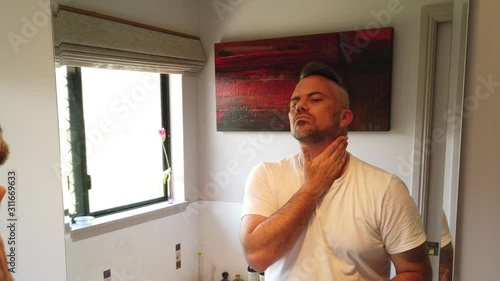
[162,143,171,168]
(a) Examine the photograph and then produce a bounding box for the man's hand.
[301,136,349,199]
[241,136,349,272]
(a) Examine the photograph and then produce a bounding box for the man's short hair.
[299,62,347,91]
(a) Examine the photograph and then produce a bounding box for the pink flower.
[159,128,170,168]
[159,128,166,142]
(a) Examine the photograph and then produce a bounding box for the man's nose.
[296,101,307,113]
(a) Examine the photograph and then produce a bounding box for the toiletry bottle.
[259,271,265,281]
[233,274,244,281]
[247,266,258,281]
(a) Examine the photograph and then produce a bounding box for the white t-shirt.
[242,154,427,281]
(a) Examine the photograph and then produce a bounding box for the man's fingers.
[301,145,311,164]
[324,136,348,159]
[331,136,347,152]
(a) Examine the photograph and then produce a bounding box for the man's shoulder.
[349,154,398,181]
[349,155,388,171]
[254,153,300,171]
[347,155,408,195]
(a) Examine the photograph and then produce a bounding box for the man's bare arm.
[390,242,432,281]
[241,184,322,272]
[439,242,454,281]
[240,137,348,272]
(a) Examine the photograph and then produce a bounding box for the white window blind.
[52,5,206,73]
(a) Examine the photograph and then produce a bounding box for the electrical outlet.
[426,241,439,256]
[175,243,181,269]
[103,269,111,281]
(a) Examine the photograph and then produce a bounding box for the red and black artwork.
[214,27,394,132]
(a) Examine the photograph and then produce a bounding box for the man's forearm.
[390,243,432,281]
[439,243,454,281]
[242,185,320,272]
[391,270,432,281]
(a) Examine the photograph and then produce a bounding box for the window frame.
[64,66,172,218]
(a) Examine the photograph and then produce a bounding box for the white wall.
[198,201,247,280]
[455,1,500,280]
[65,210,200,281]
[1,1,204,280]
[0,1,67,280]
[197,0,451,204]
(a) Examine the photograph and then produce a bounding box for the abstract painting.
[214,27,394,131]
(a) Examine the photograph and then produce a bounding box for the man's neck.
[305,142,330,160]
[302,139,351,176]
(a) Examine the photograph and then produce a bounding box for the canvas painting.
[214,27,394,131]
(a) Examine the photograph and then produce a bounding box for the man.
[240,62,432,280]
[0,125,14,281]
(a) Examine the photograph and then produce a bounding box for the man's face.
[288,75,346,144]
[0,126,9,166]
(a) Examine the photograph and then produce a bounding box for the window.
[55,66,172,218]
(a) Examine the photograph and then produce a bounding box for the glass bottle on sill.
[247,266,258,281]
[167,170,174,203]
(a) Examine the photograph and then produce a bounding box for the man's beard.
[0,140,9,166]
[292,127,325,144]
[292,112,342,145]
[292,122,340,145]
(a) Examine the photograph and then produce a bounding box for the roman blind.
[52,5,206,73]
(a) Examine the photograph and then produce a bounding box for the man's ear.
[340,109,353,128]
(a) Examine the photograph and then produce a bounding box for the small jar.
[247,266,258,281]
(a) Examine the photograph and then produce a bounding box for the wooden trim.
[446,0,469,249]
[414,3,453,229]
[57,4,200,40]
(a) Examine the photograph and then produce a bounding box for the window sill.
[65,200,190,241]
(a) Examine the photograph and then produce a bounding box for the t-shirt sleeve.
[241,162,279,219]
[380,176,427,254]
